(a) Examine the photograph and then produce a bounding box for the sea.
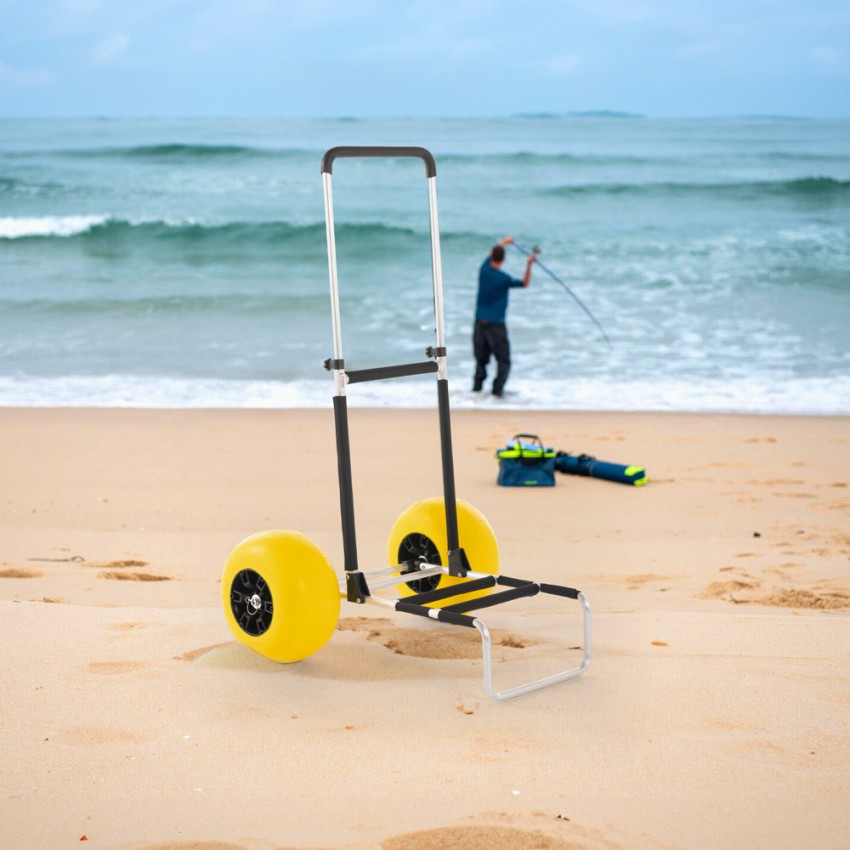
[1,116,848,413]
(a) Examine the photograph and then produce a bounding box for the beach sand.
[1,407,848,850]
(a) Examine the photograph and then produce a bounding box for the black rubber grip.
[395,600,433,619]
[321,146,437,178]
[437,609,477,628]
[395,600,476,628]
[497,575,534,588]
[540,583,581,599]
[405,575,496,606]
[346,361,438,384]
[441,582,539,613]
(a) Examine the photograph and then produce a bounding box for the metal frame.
[320,146,591,699]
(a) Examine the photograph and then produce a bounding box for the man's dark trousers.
[473,319,510,395]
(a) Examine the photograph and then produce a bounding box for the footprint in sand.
[86,660,149,674]
[98,571,171,582]
[86,559,149,569]
[132,844,277,850]
[700,578,850,610]
[337,617,537,660]
[0,566,43,578]
[173,643,230,663]
[758,589,850,610]
[381,824,589,850]
[55,726,147,747]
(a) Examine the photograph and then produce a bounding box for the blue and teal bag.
[496,434,556,487]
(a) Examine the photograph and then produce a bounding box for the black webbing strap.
[404,575,496,606]
[441,582,539,614]
[395,600,477,628]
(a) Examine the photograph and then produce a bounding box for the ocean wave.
[542,176,850,201]
[0,215,416,242]
[4,143,316,163]
[0,292,328,316]
[0,175,69,198]
[3,145,648,167]
[0,215,487,247]
[1,374,848,414]
[0,215,109,239]
[763,151,850,163]
[440,151,669,167]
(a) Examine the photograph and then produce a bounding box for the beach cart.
[221,146,591,699]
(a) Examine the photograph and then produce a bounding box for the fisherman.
[472,236,536,397]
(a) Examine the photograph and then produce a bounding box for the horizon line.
[2,112,849,121]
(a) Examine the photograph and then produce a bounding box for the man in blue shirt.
[473,236,536,397]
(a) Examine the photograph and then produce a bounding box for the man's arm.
[522,254,536,287]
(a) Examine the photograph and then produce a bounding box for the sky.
[0,0,848,118]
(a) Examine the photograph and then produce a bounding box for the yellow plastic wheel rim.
[222,530,340,663]
[387,498,499,608]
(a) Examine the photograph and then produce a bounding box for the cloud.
[91,33,130,63]
[547,53,582,74]
[570,0,660,25]
[186,0,370,52]
[0,60,52,86]
[812,46,846,73]
[358,28,487,60]
[60,0,104,14]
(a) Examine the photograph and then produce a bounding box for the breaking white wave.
[1,374,848,415]
[0,215,109,239]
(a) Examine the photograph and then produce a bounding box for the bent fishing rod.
[512,241,612,349]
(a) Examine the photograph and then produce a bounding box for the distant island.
[513,110,644,119]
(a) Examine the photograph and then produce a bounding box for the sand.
[1,407,848,850]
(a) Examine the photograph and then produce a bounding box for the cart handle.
[321,146,437,178]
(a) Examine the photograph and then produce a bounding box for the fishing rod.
[512,241,612,349]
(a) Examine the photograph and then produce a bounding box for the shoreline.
[2,403,850,416]
[2,406,848,849]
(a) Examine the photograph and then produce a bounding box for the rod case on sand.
[555,452,647,486]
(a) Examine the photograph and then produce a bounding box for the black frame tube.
[437,378,460,551]
[333,395,358,573]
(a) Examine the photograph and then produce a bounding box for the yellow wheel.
[222,530,340,663]
[387,498,499,609]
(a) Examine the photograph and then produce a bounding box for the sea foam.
[0,215,108,239]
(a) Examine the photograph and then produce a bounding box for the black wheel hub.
[230,568,273,636]
[398,533,442,593]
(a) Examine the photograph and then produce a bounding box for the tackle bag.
[496,434,556,487]
[554,452,647,486]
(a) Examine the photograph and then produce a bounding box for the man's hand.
[500,236,514,246]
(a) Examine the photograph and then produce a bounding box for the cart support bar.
[404,575,496,606]
[346,361,437,384]
[395,600,476,628]
[441,582,540,614]
[321,146,437,178]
